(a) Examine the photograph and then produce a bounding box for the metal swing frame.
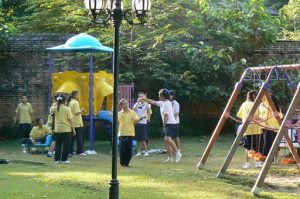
[196,64,300,195]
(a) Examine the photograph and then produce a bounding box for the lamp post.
[84,0,151,198]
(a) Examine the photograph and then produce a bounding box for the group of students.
[17,91,86,164]
[15,88,181,166]
[237,90,281,169]
[118,89,181,167]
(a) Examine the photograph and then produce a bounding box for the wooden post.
[197,69,250,169]
[216,86,268,177]
[252,82,300,195]
[264,92,300,164]
[197,81,242,169]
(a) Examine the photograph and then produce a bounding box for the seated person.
[46,113,56,157]
[21,118,52,146]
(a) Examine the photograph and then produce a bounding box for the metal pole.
[109,1,122,198]
[89,52,94,151]
[252,82,300,195]
[48,53,53,112]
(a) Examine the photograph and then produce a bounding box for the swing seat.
[281,158,296,164]
[254,152,262,161]
[248,149,256,158]
[258,155,267,161]
[288,158,296,164]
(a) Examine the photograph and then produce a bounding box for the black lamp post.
[83,0,151,198]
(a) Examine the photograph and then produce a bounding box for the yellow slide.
[52,71,113,115]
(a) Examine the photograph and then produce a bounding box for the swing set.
[197,64,300,195]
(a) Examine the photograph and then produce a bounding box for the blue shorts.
[163,124,177,137]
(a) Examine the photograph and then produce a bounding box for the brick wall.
[248,41,300,65]
[0,34,299,138]
[0,34,75,138]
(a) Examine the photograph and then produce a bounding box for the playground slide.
[52,71,113,115]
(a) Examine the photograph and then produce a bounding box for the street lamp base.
[109,179,119,199]
[85,150,97,155]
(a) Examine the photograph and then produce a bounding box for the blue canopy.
[47,33,113,53]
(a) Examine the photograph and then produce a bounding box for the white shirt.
[171,100,180,124]
[133,101,150,124]
[156,100,176,124]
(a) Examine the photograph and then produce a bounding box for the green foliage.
[119,0,282,103]
[17,0,90,33]
[280,0,300,40]
[0,0,18,44]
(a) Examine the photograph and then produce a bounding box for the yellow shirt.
[29,125,52,139]
[15,103,33,124]
[46,114,54,131]
[118,109,139,136]
[259,102,281,132]
[237,100,261,136]
[51,105,73,133]
[69,99,83,128]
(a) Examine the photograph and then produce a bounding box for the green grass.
[0,135,299,199]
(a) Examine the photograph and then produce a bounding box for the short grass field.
[0,135,299,199]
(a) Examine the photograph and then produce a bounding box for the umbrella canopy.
[47,33,113,53]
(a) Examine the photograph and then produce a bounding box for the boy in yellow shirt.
[21,118,52,146]
[68,91,86,156]
[119,99,146,167]
[15,95,33,138]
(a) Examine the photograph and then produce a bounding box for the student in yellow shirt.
[259,95,281,161]
[14,95,33,138]
[237,90,262,169]
[51,94,75,164]
[119,99,146,167]
[21,118,52,146]
[68,91,86,156]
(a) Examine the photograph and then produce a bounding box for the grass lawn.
[0,135,299,199]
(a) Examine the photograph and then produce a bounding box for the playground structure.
[197,64,300,195]
[47,33,135,154]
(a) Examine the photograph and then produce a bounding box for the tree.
[119,0,282,103]
[0,0,19,44]
[17,0,90,33]
[280,0,300,40]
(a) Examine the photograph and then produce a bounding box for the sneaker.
[135,152,142,157]
[175,151,182,163]
[242,162,250,169]
[255,161,264,168]
[164,157,173,162]
[78,153,87,156]
[47,152,53,157]
[54,161,60,164]
[143,152,149,157]
[62,161,70,164]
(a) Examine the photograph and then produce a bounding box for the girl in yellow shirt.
[259,95,281,161]
[51,94,75,164]
[237,90,262,169]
